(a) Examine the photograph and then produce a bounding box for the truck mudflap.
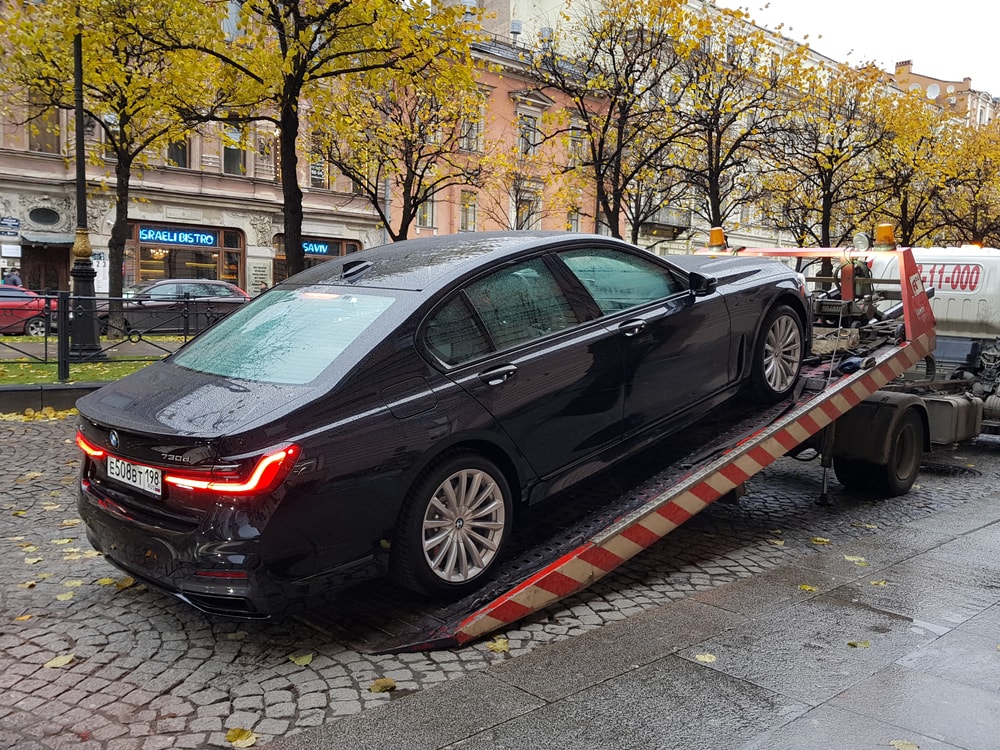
[345,328,933,653]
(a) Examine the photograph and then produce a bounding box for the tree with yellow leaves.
[527,0,694,243]
[869,89,955,246]
[0,0,234,303]
[759,63,893,255]
[312,54,487,241]
[931,121,1000,247]
[675,4,810,234]
[174,0,477,273]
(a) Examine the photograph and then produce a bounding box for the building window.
[566,210,580,233]
[460,191,477,232]
[568,129,585,168]
[515,193,541,230]
[459,116,482,152]
[223,125,246,175]
[518,114,539,156]
[167,139,189,168]
[417,199,435,229]
[28,92,59,154]
[310,158,332,189]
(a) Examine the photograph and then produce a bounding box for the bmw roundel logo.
[109,430,120,449]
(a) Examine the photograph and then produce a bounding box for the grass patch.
[0,359,154,385]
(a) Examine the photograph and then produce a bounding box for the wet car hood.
[76,359,317,439]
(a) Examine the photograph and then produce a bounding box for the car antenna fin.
[340,259,374,282]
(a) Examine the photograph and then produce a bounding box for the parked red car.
[0,286,55,335]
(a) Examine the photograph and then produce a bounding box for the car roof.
[282,232,638,292]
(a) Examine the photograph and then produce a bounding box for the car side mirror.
[689,272,717,297]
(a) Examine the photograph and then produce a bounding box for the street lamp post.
[69,19,103,361]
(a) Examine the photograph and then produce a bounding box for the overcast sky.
[719,1,999,96]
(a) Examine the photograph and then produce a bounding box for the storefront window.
[127,223,245,288]
[271,235,363,284]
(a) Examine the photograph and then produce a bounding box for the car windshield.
[171,286,395,384]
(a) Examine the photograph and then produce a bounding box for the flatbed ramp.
[300,328,933,654]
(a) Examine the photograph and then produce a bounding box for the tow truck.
[306,226,945,653]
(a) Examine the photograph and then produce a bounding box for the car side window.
[560,248,683,314]
[424,296,491,366]
[464,257,578,351]
[148,284,181,300]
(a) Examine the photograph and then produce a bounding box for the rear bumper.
[78,480,288,618]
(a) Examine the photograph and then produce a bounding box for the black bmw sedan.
[75,232,809,618]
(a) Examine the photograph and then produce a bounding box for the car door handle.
[619,320,647,337]
[478,365,518,386]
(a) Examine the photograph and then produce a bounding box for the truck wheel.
[877,408,925,496]
[750,305,803,401]
[392,453,512,598]
[833,409,924,497]
[833,456,876,491]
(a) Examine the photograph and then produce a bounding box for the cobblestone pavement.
[2,416,997,749]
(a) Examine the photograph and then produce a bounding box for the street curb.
[0,382,105,414]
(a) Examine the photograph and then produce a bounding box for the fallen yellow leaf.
[799,584,818,592]
[24,557,43,565]
[96,578,116,586]
[115,577,136,589]
[870,580,888,587]
[889,741,920,750]
[810,537,831,545]
[225,728,257,748]
[370,677,397,693]
[44,654,75,668]
[60,519,82,528]
[487,636,510,653]
[20,544,38,552]
[51,539,74,546]
[17,581,36,589]
[56,592,74,601]
[847,640,871,649]
[41,503,61,511]
[14,614,32,621]
[289,653,313,666]
[23,471,43,480]
[767,539,785,546]
[694,653,717,663]
[63,580,83,588]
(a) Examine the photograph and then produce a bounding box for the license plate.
[107,455,162,497]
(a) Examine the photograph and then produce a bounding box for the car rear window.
[172,287,395,384]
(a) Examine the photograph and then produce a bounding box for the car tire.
[750,304,803,401]
[392,452,513,598]
[24,316,47,337]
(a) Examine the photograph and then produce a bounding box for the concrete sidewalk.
[265,494,1000,750]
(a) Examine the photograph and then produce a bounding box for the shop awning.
[19,231,76,245]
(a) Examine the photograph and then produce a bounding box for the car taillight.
[164,444,300,495]
[76,431,105,458]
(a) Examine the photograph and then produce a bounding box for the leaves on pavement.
[694,653,717,663]
[810,537,831,545]
[43,654,75,668]
[225,728,257,748]
[847,640,871,649]
[486,636,509,653]
[799,584,817,592]
[369,677,397,693]
[889,741,920,750]
[288,653,313,666]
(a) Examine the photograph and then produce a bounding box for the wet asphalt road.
[1,415,998,749]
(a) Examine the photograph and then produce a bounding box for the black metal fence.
[0,291,239,382]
